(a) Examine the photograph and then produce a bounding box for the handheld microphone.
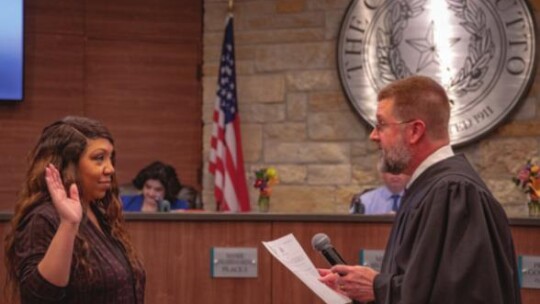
[311,233,347,266]
[313,234,362,304]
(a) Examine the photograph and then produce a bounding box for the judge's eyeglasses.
[374,119,415,132]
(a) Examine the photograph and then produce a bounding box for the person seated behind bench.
[121,161,189,212]
[350,169,410,215]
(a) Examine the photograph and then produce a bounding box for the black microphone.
[350,193,365,214]
[157,198,171,212]
[311,233,347,266]
[313,234,361,304]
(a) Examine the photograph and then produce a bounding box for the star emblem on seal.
[405,21,460,72]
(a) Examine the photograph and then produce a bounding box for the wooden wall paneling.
[1,219,539,303]
[0,33,85,211]
[85,39,202,187]
[0,0,203,211]
[512,226,540,254]
[126,221,272,304]
[25,0,84,35]
[85,0,202,42]
[0,223,6,300]
[84,0,203,188]
[0,0,85,212]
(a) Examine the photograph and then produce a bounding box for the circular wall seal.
[337,0,536,146]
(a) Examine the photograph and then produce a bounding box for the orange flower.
[513,160,540,202]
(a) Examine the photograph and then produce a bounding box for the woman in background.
[4,116,145,304]
[121,161,190,212]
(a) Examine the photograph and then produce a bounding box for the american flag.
[208,16,251,212]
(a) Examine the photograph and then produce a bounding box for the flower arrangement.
[512,160,540,216]
[253,167,279,212]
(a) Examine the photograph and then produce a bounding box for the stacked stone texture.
[202,0,540,216]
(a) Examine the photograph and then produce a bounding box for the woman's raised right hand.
[45,164,83,226]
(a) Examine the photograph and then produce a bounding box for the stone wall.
[202,0,540,216]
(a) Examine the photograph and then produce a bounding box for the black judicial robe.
[373,154,521,304]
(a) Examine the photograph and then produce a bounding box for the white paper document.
[262,234,351,304]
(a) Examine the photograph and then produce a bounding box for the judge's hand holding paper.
[262,234,351,304]
[313,234,377,303]
[319,266,377,303]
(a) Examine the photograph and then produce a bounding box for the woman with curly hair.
[121,161,190,212]
[4,116,145,303]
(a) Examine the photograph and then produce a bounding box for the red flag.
[209,16,251,212]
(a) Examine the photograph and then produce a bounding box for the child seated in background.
[121,161,190,212]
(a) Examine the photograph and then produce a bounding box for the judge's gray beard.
[380,144,411,174]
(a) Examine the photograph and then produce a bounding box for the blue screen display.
[0,0,24,101]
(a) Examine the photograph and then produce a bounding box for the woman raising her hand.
[4,116,145,304]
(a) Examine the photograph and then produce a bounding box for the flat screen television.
[0,0,24,101]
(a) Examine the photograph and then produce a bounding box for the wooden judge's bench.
[1,213,539,304]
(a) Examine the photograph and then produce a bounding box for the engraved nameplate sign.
[519,255,540,289]
[359,249,385,272]
[211,247,258,278]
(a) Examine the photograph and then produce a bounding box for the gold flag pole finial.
[228,0,234,12]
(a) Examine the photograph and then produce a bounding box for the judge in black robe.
[319,75,521,304]
[373,154,521,303]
